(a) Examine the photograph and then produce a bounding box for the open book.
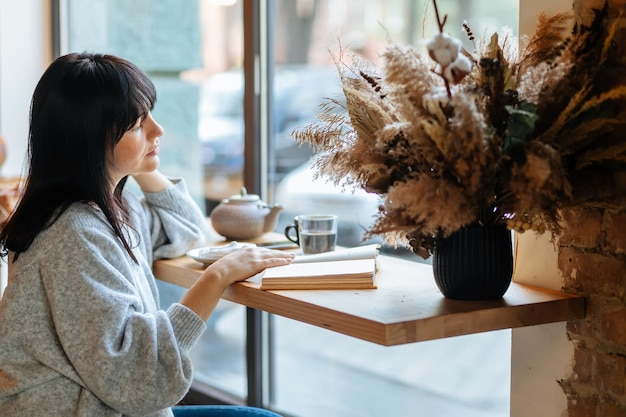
[255,244,379,290]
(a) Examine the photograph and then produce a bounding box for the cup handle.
[284,224,299,245]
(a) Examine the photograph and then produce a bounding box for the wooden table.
[153,242,585,346]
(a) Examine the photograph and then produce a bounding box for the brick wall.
[559,208,626,416]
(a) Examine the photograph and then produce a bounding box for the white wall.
[0,0,50,178]
[512,233,572,417]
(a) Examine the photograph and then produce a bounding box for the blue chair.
[172,405,283,417]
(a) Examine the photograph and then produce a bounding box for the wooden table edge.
[153,255,586,346]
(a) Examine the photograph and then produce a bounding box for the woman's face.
[109,112,164,184]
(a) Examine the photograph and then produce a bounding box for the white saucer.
[186,241,256,265]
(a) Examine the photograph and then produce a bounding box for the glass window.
[266,1,518,416]
[62,0,519,414]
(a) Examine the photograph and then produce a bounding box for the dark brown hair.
[0,52,157,262]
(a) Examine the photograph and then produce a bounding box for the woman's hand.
[179,247,295,321]
[206,246,295,286]
[131,170,173,193]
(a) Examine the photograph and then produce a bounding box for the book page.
[263,258,374,279]
[290,244,379,264]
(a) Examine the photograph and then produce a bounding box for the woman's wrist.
[179,268,231,322]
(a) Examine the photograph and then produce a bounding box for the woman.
[0,52,293,416]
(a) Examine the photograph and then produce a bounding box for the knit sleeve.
[39,217,205,416]
[130,179,208,260]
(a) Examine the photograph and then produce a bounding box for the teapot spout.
[263,204,284,233]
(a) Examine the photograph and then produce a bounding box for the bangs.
[123,62,157,129]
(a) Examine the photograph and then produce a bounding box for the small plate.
[186,241,257,265]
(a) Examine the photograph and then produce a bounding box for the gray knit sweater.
[0,180,208,416]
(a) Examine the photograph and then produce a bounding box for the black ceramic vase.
[432,223,513,300]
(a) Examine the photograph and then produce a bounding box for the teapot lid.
[225,187,260,204]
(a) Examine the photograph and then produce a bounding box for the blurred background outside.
[66,1,518,416]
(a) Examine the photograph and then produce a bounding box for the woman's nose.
[152,120,165,139]
[146,113,165,139]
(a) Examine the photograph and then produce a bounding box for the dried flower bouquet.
[292,1,626,258]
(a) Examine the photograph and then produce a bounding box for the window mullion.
[242,0,274,409]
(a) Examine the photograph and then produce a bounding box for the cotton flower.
[426,33,462,67]
[442,54,472,84]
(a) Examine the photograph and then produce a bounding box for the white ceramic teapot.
[210,187,284,240]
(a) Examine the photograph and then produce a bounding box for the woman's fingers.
[207,247,295,284]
